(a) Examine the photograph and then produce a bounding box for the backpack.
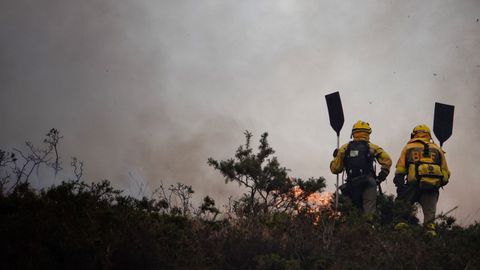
[344,140,374,179]
[406,140,444,190]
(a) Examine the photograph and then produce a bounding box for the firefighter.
[330,121,392,215]
[393,124,450,236]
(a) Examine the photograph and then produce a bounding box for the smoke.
[1,0,479,223]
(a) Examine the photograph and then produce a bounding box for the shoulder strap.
[415,140,430,157]
[345,141,353,155]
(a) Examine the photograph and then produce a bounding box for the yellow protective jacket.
[330,132,392,175]
[394,136,450,186]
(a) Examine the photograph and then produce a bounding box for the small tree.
[208,131,325,216]
[0,129,67,192]
[198,196,220,221]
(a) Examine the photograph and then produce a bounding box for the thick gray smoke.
[1,0,479,223]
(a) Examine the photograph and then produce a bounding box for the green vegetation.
[0,130,479,269]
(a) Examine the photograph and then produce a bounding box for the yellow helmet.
[411,124,431,138]
[351,120,372,134]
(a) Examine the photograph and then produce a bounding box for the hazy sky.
[1,0,479,223]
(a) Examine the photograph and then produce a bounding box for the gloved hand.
[393,174,405,187]
[377,170,388,183]
[332,148,338,157]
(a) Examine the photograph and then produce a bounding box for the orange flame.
[290,186,334,220]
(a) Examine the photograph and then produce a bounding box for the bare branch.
[70,157,84,182]
[44,128,63,175]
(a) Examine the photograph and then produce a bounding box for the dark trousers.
[342,175,377,215]
[398,185,439,224]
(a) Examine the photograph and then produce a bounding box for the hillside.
[1,130,479,269]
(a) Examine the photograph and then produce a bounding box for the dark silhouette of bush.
[208,131,326,217]
[0,180,227,269]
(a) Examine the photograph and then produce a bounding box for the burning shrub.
[208,131,326,217]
